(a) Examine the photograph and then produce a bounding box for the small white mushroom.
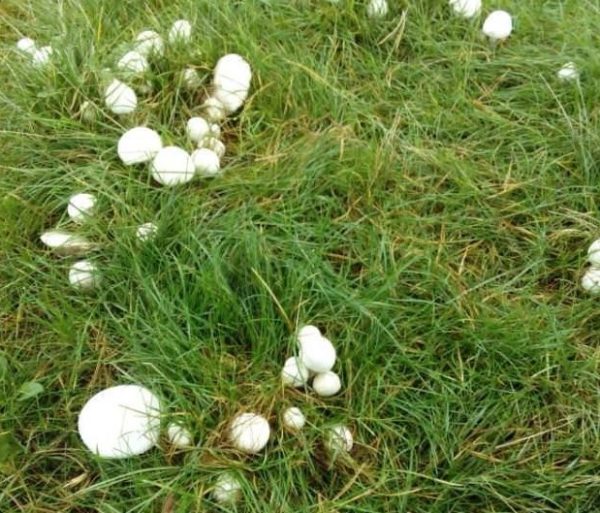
[69,260,100,290]
[281,356,310,388]
[105,79,137,115]
[202,96,227,122]
[582,267,600,294]
[200,137,226,159]
[151,146,196,186]
[282,407,306,431]
[168,19,192,43]
[78,384,161,458]
[136,222,158,242]
[40,230,96,256]
[191,148,221,177]
[209,123,221,139]
[182,67,202,90]
[557,62,579,82]
[298,335,336,374]
[449,0,481,18]
[117,126,162,165]
[229,413,271,454]
[135,30,164,57]
[312,371,341,397]
[32,46,53,67]
[117,50,149,74]
[482,10,513,43]
[17,37,37,56]
[212,473,242,504]
[68,193,96,223]
[587,239,600,266]
[325,425,353,454]
[186,117,210,143]
[367,0,389,18]
[167,423,193,448]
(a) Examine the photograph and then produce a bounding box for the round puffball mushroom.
[482,10,513,43]
[449,0,481,18]
[282,407,306,431]
[151,146,196,186]
[557,62,579,82]
[200,137,225,159]
[105,79,137,115]
[186,117,210,143]
[588,239,600,266]
[298,335,336,374]
[69,260,100,290]
[229,413,271,454]
[32,46,53,68]
[17,37,37,56]
[168,19,192,43]
[281,356,310,388]
[78,384,161,459]
[68,193,96,223]
[191,148,220,177]
[117,50,149,74]
[202,96,227,122]
[136,222,158,242]
[312,371,341,397]
[40,230,95,256]
[117,126,162,165]
[325,425,353,454]
[135,30,164,57]
[182,67,201,90]
[212,473,242,504]
[213,54,252,113]
[582,267,600,294]
[367,0,389,18]
[297,325,322,344]
[167,423,193,448]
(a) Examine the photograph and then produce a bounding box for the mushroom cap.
[582,267,600,293]
[69,260,100,289]
[298,335,336,373]
[449,0,481,18]
[281,356,310,388]
[214,87,247,114]
[40,230,95,256]
[229,413,271,454]
[587,238,600,265]
[191,148,221,177]
[282,407,306,431]
[214,54,252,90]
[135,30,164,57]
[68,193,96,223]
[367,0,389,18]
[557,62,579,82]
[312,371,341,397]
[136,222,158,242]
[105,79,137,115]
[297,325,322,343]
[117,50,149,74]
[151,146,196,186]
[202,96,227,122]
[200,137,226,159]
[326,424,354,453]
[32,46,53,67]
[167,423,193,448]
[17,37,37,55]
[186,117,210,143]
[118,127,162,165]
[78,384,161,458]
[168,19,192,43]
[482,10,513,41]
[213,473,242,504]
[182,67,201,90]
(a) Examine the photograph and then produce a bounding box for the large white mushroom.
[68,193,96,223]
[582,267,600,294]
[168,19,192,43]
[186,117,210,144]
[135,30,164,57]
[449,0,481,18]
[482,10,513,43]
[191,148,221,177]
[367,0,389,18]
[117,50,149,74]
[212,473,242,504]
[281,356,310,388]
[151,146,196,186]
[298,331,336,374]
[40,230,96,256]
[229,413,271,454]
[213,54,252,114]
[117,127,162,165]
[78,384,161,458]
[325,424,353,454]
[282,407,306,431]
[17,37,37,56]
[105,79,137,115]
[69,260,100,290]
[312,371,341,397]
[167,423,193,448]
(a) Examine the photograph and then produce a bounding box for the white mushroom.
[482,10,513,43]
[136,222,158,242]
[32,46,53,68]
[213,54,252,114]
[105,79,137,115]
[282,407,306,431]
[200,137,226,159]
[229,413,271,454]
[40,230,96,256]
[69,260,100,290]
[202,96,227,122]
[117,126,162,165]
[449,0,481,18]
[281,356,310,388]
[191,148,221,177]
[557,62,579,82]
[186,117,210,144]
[298,334,336,374]
[78,384,161,458]
[582,267,600,294]
[117,50,149,74]
[212,473,242,504]
[79,100,97,123]
[312,371,341,397]
[182,67,202,90]
[17,37,37,56]
[325,425,353,454]
[209,123,221,139]
[167,423,193,448]
[367,0,389,18]
[588,239,600,266]
[151,146,196,186]
[168,19,192,43]
[135,30,164,57]
[67,193,96,223]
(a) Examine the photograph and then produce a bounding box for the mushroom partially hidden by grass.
[69,260,100,289]
[167,423,193,448]
[200,137,226,159]
[212,473,242,504]
[229,413,271,454]
[449,0,481,18]
[186,117,210,144]
[168,19,192,44]
[367,0,389,19]
[78,384,161,458]
[282,407,306,431]
[117,50,149,74]
[557,62,579,82]
[118,127,163,165]
[40,230,96,256]
[281,356,310,388]
[482,10,513,43]
[202,96,227,122]
[105,79,137,115]
[582,267,600,294]
[17,37,37,56]
[181,67,201,90]
[136,222,158,242]
[134,30,164,57]
[151,146,196,186]
[32,46,53,68]
[67,193,96,223]
[191,148,220,177]
[325,425,353,455]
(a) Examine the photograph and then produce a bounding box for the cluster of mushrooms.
[77,325,352,505]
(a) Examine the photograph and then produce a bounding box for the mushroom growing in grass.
[32,46,53,68]
[136,222,158,242]
[68,193,96,223]
[105,79,137,115]
[557,62,579,82]
[281,356,310,388]
[588,239,600,266]
[117,50,149,74]
[482,10,513,43]
[167,423,193,448]
[191,148,221,177]
[202,96,227,122]
[449,0,481,18]
[17,37,37,56]
[78,384,161,459]
[213,54,252,114]
[69,260,100,290]
[367,0,389,19]
[151,146,196,186]
[325,425,353,455]
[135,30,164,57]
[186,117,210,144]
[312,371,341,397]
[168,19,192,44]
[582,267,600,294]
[212,473,242,504]
[298,328,336,374]
[118,127,163,165]
[40,230,96,256]
[229,413,271,454]
[182,67,202,90]
[282,407,306,431]
[200,137,226,159]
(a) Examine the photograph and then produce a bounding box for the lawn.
[1,0,600,512]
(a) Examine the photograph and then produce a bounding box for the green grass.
[1,0,600,511]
